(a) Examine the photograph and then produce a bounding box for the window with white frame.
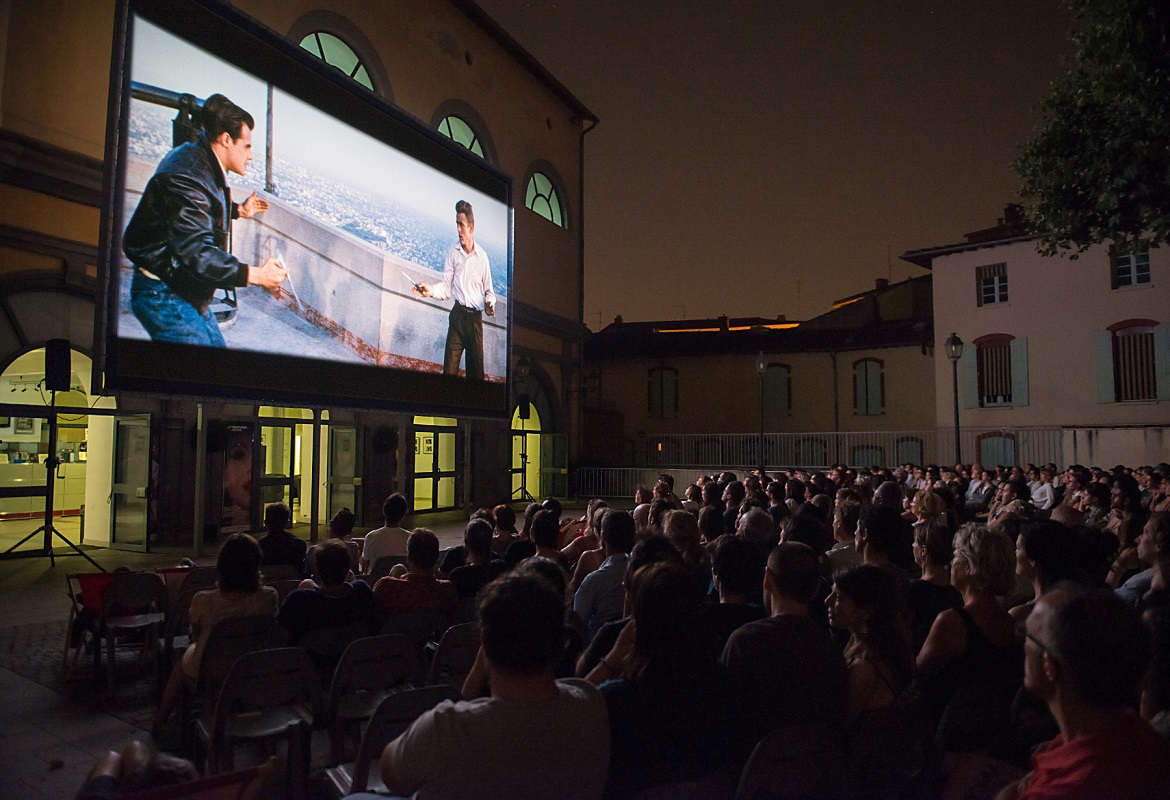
[976,263,1008,306]
[1111,241,1151,288]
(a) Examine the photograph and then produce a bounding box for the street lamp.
[756,352,767,476]
[944,333,963,465]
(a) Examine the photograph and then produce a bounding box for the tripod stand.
[511,428,536,504]
[2,392,104,570]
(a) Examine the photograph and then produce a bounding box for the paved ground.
[0,510,483,800]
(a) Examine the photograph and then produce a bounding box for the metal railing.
[572,427,1078,499]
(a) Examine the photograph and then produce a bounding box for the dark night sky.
[474,1,1072,329]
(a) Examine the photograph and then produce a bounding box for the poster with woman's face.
[221,423,254,533]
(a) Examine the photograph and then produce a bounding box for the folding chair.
[368,555,407,580]
[324,634,413,765]
[62,570,118,680]
[324,685,458,796]
[735,723,848,800]
[97,572,169,695]
[195,648,321,800]
[267,578,303,605]
[424,621,479,689]
[262,564,301,582]
[380,608,452,682]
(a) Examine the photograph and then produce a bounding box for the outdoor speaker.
[44,339,71,392]
[518,394,531,420]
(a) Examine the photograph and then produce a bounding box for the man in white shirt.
[360,493,410,573]
[413,199,495,380]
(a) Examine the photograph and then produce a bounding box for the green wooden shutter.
[1093,330,1115,403]
[1010,337,1029,407]
[1154,324,1170,400]
[868,361,883,413]
[960,349,978,409]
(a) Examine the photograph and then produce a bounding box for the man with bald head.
[996,587,1170,799]
[871,481,915,570]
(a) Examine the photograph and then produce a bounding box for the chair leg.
[106,632,116,695]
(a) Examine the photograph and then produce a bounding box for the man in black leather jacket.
[123,93,286,346]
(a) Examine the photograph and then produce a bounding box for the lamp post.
[944,333,963,465]
[757,352,767,476]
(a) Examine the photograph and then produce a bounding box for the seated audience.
[586,562,740,798]
[447,518,508,601]
[490,503,518,557]
[1009,520,1086,625]
[568,504,612,595]
[826,499,863,574]
[529,508,573,576]
[372,528,457,614]
[703,534,766,655]
[722,541,847,739]
[279,539,374,666]
[154,533,278,733]
[258,501,306,576]
[379,570,609,799]
[907,518,962,653]
[359,492,410,573]
[856,505,912,590]
[917,524,1020,791]
[826,565,914,731]
[574,509,636,639]
[561,498,608,567]
[995,587,1170,799]
[662,509,713,595]
[304,506,360,581]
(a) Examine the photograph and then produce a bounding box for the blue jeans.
[130,268,225,347]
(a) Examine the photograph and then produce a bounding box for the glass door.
[258,423,296,511]
[411,417,458,513]
[110,414,151,552]
[327,425,360,518]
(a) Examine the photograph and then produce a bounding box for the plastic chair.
[158,580,202,683]
[324,633,414,765]
[267,578,303,605]
[262,564,302,582]
[735,723,848,800]
[425,621,479,688]
[181,614,285,755]
[116,756,278,800]
[324,685,459,796]
[380,608,452,681]
[97,571,169,695]
[195,648,321,800]
[295,619,370,681]
[369,555,407,580]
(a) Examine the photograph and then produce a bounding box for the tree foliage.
[1015,0,1170,256]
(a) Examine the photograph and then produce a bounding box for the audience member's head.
[478,570,565,675]
[264,502,291,532]
[632,503,651,535]
[698,504,724,544]
[406,528,441,572]
[914,517,953,568]
[493,503,516,533]
[856,505,903,560]
[1026,586,1150,711]
[952,523,1015,596]
[765,541,821,605]
[872,481,903,509]
[712,535,763,600]
[219,533,262,592]
[601,509,636,555]
[541,497,563,521]
[464,518,494,563]
[531,509,560,550]
[739,506,778,557]
[1017,520,1084,591]
[329,507,355,539]
[625,562,711,687]
[383,493,408,526]
[315,539,352,587]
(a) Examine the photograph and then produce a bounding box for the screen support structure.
[0,393,105,571]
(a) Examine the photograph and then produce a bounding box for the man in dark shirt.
[722,541,846,739]
[259,502,307,577]
[279,540,373,669]
[447,518,507,600]
[122,93,286,346]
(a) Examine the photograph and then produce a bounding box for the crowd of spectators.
[139,461,1170,799]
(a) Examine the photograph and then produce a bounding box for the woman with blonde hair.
[662,510,712,595]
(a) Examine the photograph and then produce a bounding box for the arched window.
[438,115,484,159]
[299,32,374,91]
[288,12,391,100]
[853,358,884,415]
[525,169,566,228]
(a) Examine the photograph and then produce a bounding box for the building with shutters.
[903,205,1170,468]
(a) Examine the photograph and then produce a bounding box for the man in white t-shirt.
[413,199,495,381]
[380,568,609,799]
[359,493,410,573]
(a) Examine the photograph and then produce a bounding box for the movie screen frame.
[96,0,514,417]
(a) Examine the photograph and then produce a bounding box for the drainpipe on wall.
[578,117,598,476]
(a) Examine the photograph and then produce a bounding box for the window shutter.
[867,361,883,414]
[960,349,978,409]
[852,364,861,415]
[647,371,661,416]
[1010,337,1029,407]
[1093,330,1115,403]
[1155,323,1170,400]
[1108,244,1119,289]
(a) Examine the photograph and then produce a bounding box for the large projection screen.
[97,0,513,416]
